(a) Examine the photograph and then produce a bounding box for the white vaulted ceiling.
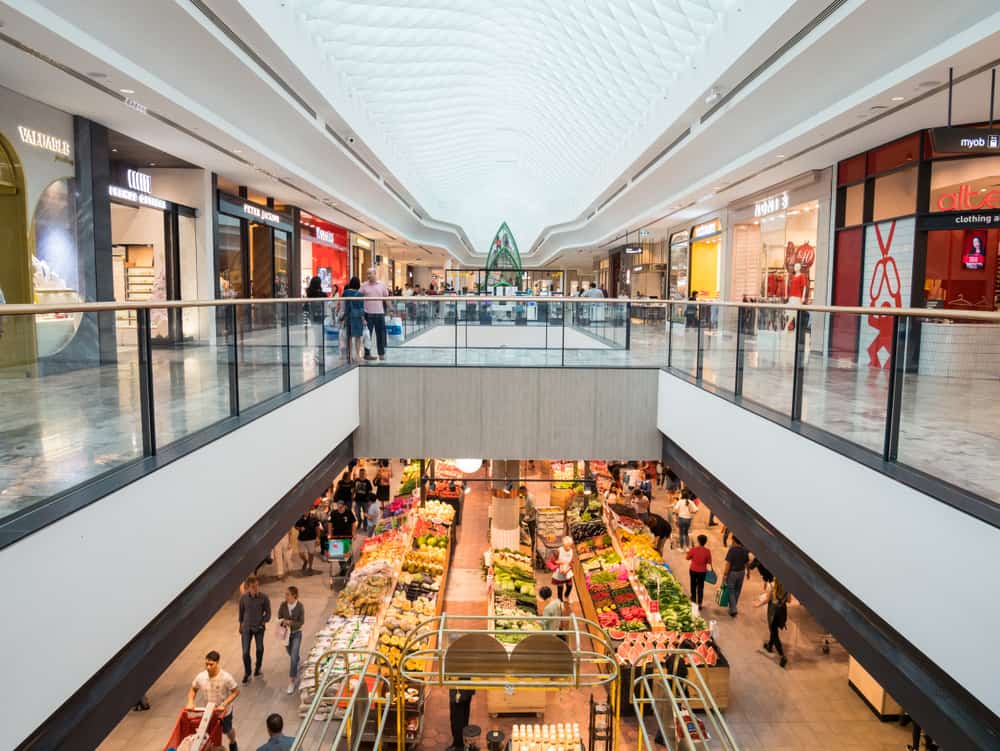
[287,0,737,251]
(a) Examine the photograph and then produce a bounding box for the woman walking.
[342,276,366,362]
[757,578,790,668]
[672,491,698,551]
[551,536,576,603]
[685,534,712,608]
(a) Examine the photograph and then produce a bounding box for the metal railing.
[1,295,997,544]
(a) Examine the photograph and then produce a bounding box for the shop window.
[830,227,864,361]
[274,229,289,297]
[33,178,84,357]
[929,156,1000,212]
[924,229,998,310]
[217,213,242,298]
[837,153,866,186]
[866,133,920,176]
[842,183,864,227]
[872,166,917,221]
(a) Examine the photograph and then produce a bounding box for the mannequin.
[788,263,809,305]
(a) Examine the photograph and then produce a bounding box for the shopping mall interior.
[2,2,1000,751]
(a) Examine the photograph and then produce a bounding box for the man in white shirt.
[187,650,241,751]
[360,268,390,361]
[582,283,604,298]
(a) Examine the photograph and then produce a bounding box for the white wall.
[1,369,359,751]
[657,372,1000,716]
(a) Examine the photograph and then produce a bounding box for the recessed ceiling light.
[712,186,723,191]
[111,148,118,153]
[119,88,135,94]
[891,96,905,102]
[233,148,243,154]
[149,162,157,166]
[776,154,785,159]
[870,105,888,112]
[87,71,108,79]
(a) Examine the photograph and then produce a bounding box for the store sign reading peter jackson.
[243,202,281,224]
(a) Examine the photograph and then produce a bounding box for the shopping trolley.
[326,535,355,588]
[163,704,224,751]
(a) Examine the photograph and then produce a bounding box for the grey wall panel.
[356,367,660,459]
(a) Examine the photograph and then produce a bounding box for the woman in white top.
[551,535,575,602]
[672,493,698,551]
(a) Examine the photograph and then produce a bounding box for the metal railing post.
[667,303,673,368]
[734,306,746,397]
[625,301,632,350]
[791,309,807,421]
[318,301,326,377]
[282,302,291,392]
[228,304,240,416]
[136,307,157,456]
[695,305,705,381]
[561,301,566,366]
[883,316,907,461]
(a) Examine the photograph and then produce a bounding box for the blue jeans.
[365,313,387,356]
[726,571,746,615]
[287,629,302,679]
[241,628,264,676]
[677,517,692,548]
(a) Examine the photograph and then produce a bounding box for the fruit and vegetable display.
[297,615,376,712]
[396,461,421,496]
[613,629,723,667]
[334,560,396,616]
[637,561,708,634]
[491,549,536,608]
[617,527,663,563]
[566,498,607,542]
[418,499,456,523]
[576,533,649,632]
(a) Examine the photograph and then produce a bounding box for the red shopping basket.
[163,707,224,751]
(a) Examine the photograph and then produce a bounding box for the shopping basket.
[163,705,224,751]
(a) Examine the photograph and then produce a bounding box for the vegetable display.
[637,561,708,634]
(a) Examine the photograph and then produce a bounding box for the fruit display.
[356,528,409,569]
[566,497,607,541]
[613,630,723,668]
[637,561,708,634]
[617,527,663,563]
[403,549,446,577]
[413,518,450,550]
[396,461,421,496]
[297,615,376,712]
[334,561,396,616]
[491,549,536,608]
[418,499,456,523]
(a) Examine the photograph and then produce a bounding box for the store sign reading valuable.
[930,127,1000,154]
[17,125,71,157]
[754,191,789,218]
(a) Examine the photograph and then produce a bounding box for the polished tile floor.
[2,318,996,520]
[98,464,913,751]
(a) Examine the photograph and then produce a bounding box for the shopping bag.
[704,569,718,586]
[323,315,339,342]
[386,315,404,345]
[362,324,373,352]
[276,623,290,646]
[715,583,729,608]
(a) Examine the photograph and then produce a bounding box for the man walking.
[278,587,304,694]
[353,467,374,532]
[256,713,294,751]
[361,268,390,361]
[721,537,751,617]
[187,650,240,751]
[238,575,271,683]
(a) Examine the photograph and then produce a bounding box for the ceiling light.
[713,186,723,191]
[704,87,722,105]
[111,148,118,153]
[149,162,157,166]
[119,88,135,94]
[86,71,108,79]
[233,148,243,154]
[870,105,888,112]
[891,96,905,102]
[776,154,785,159]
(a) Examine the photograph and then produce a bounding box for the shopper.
[518,485,537,561]
[341,276,365,362]
[643,512,672,555]
[552,535,575,602]
[721,537,751,617]
[686,535,713,608]
[256,713,294,751]
[672,492,698,551]
[448,688,476,751]
[655,460,665,488]
[631,488,650,519]
[187,650,240,751]
[238,575,271,683]
[538,585,565,636]
[334,470,353,506]
[327,497,357,575]
[353,467,374,531]
[361,268,390,361]
[756,578,790,668]
[278,586,304,694]
[375,460,391,516]
[294,510,321,573]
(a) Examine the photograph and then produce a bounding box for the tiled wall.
[918,322,1000,378]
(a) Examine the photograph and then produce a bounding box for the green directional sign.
[485,222,522,289]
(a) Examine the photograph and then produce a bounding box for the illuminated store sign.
[127,169,152,193]
[935,184,1000,212]
[109,185,168,210]
[17,125,71,157]
[754,191,789,218]
[354,235,372,249]
[243,202,280,223]
[930,127,1000,154]
[692,219,721,239]
[624,245,642,254]
[315,228,335,244]
[217,193,294,231]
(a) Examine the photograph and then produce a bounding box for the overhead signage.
[669,230,690,247]
[934,184,1000,212]
[109,184,168,210]
[217,193,293,231]
[930,127,1000,155]
[315,227,335,244]
[691,219,721,239]
[17,125,71,158]
[354,235,372,249]
[624,245,642,254]
[918,211,1000,230]
[754,191,789,218]
[127,169,152,193]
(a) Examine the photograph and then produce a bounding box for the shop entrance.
[0,133,35,370]
[925,227,998,310]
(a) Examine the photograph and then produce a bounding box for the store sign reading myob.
[753,191,789,218]
[109,185,168,210]
[243,202,281,224]
[930,127,1000,154]
[935,183,1000,212]
[17,125,71,157]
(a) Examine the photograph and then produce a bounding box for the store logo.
[17,125,71,157]
[935,184,1000,211]
[315,228,335,244]
[754,191,789,218]
[109,184,167,210]
[127,169,152,194]
[243,202,280,224]
[354,235,372,249]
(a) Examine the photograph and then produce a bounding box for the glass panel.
[289,298,326,387]
[843,183,864,227]
[217,213,242,298]
[237,302,286,408]
[873,165,917,221]
[274,230,289,297]
[897,318,1000,501]
[739,304,794,415]
[800,310,889,454]
[700,305,738,393]
[0,312,142,517]
[929,155,1000,212]
[178,214,201,339]
[153,305,234,446]
[668,301,699,378]
[627,301,667,368]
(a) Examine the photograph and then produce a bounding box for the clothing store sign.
[930,127,1000,154]
[753,191,789,218]
[17,125,71,158]
[919,211,1000,230]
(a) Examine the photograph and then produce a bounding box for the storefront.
[215,192,294,300]
[687,217,724,300]
[299,212,349,295]
[351,232,375,278]
[667,230,689,300]
[726,170,831,306]
[831,127,1000,375]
